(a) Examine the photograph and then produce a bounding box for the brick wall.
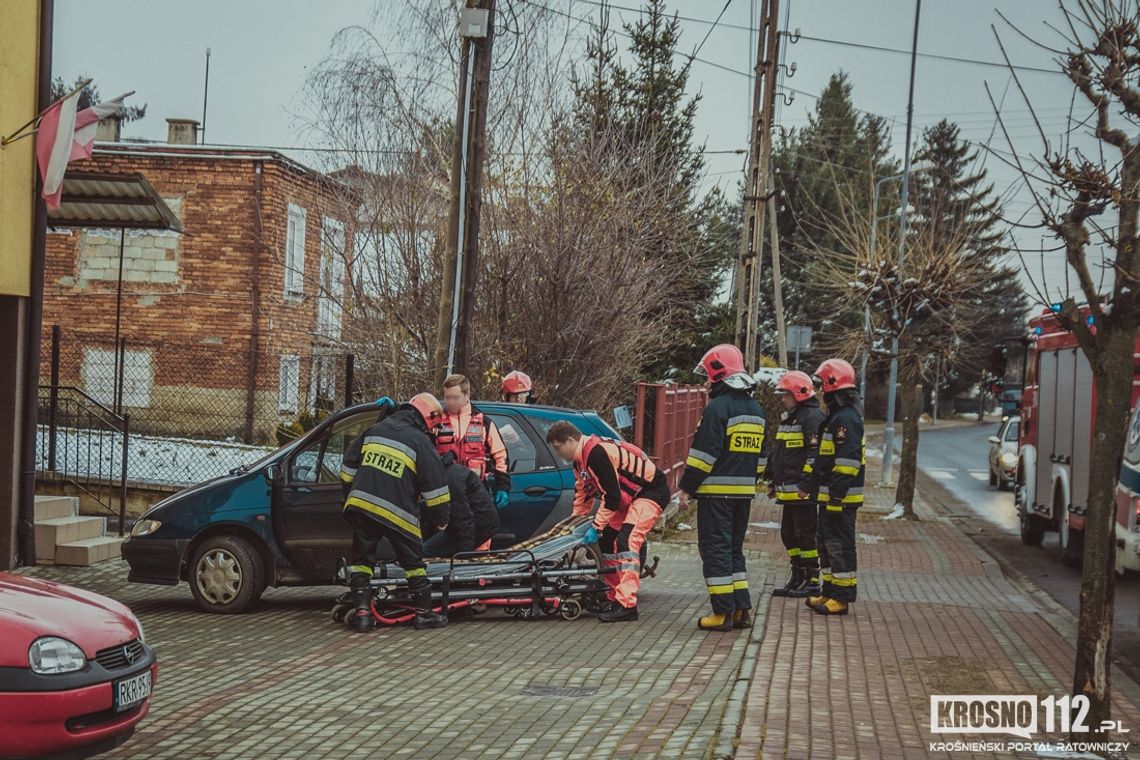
[41,145,354,442]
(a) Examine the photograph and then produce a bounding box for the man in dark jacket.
[340,393,451,631]
[422,452,502,558]
[803,358,865,616]
[679,344,766,632]
[765,370,826,598]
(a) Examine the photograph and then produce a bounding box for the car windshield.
[1004,420,1019,442]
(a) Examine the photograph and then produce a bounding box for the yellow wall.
[0,0,40,297]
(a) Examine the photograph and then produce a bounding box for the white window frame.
[284,203,307,299]
[317,216,346,339]
[278,354,301,414]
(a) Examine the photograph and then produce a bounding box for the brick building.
[41,121,356,443]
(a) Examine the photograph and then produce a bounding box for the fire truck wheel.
[1060,525,1084,566]
[988,468,998,488]
[1019,512,1045,546]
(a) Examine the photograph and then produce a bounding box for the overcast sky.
[53,0,1109,303]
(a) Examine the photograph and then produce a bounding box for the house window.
[317,217,345,339]
[284,203,307,299]
[309,353,337,410]
[279,354,301,414]
[82,348,153,408]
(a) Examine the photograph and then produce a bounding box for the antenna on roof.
[200,47,211,145]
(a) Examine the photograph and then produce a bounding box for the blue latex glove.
[495,490,509,508]
[582,525,599,545]
[374,396,396,411]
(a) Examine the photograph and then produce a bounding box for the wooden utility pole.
[767,178,788,367]
[733,0,781,371]
[433,0,496,387]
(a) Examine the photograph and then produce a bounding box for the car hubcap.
[196,549,242,604]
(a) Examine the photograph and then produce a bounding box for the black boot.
[797,572,822,602]
[599,604,638,623]
[349,573,374,633]
[410,585,447,630]
[772,567,804,597]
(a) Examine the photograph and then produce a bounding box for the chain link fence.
[38,326,355,486]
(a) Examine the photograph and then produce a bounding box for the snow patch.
[858,532,885,544]
[749,521,781,530]
[880,504,907,521]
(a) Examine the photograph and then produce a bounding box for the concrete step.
[54,536,123,566]
[34,495,75,522]
[35,516,107,561]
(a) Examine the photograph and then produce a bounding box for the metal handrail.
[40,385,126,425]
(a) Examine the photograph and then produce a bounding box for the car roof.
[343,400,595,418]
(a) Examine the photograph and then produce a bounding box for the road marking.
[968,470,990,481]
[925,469,955,480]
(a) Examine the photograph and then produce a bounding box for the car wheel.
[189,535,265,614]
[1060,519,1084,567]
[988,468,997,488]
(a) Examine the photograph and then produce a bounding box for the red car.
[0,573,156,759]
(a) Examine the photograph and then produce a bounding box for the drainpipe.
[243,162,264,443]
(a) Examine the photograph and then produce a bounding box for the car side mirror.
[266,463,284,486]
[986,436,1001,445]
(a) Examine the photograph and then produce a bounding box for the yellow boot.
[806,594,827,609]
[698,613,734,631]
[811,598,849,616]
[733,609,752,629]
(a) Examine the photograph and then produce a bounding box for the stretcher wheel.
[582,592,609,614]
[331,604,352,624]
[559,599,582,621]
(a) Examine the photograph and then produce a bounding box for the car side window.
[1004,420,1019,442]
[290,411,381,485]
[487,413,538,473]
[527,416,573,467]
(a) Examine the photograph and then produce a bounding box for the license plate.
[113,670,152,712]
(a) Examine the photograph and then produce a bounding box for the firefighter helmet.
[408,392,446,429]
[694,344,746,384]
[501,370,533,396]
[812,358,857,392]
[775,370,815,402]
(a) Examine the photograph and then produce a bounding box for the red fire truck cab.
[1016,308,1140,572]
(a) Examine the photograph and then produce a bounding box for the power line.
[688,0,734,62]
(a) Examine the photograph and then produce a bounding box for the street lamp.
[859,159,936,399]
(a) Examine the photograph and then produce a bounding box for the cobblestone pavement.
[20,542,770,760]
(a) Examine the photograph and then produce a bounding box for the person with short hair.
[435,374,511,508]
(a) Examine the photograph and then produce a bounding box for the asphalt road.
[914,421,1140,682]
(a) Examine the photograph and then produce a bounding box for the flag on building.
[35,91,129,209]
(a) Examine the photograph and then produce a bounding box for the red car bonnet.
[0,573,140,666]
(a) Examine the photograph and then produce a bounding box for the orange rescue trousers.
[597,497,662,609]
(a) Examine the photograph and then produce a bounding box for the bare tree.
[989,0,1140,737]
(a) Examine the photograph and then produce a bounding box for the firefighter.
[804,358,865,616]
[546,420,669,623]
[436,374,511,509]
[421,452,502,558]
[500,370,534,403]
[766,370,826,598]
[679,344,766,631]
[340,393,452,632]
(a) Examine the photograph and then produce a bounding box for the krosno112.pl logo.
[930,695,1129,738]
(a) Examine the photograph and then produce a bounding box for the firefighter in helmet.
[679,344,766,631]
[340,393,452,631]
[765,370,826,598]
[803,358,865,616]
[500,370,533,403]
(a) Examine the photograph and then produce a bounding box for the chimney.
[166,118,200,145]
[95,115,121,142]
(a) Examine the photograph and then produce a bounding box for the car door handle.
[523,486,549,496]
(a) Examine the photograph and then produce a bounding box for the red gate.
[633,383,708,494]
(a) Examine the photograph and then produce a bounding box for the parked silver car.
[988,416,1019,490]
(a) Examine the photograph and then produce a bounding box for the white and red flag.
[35,91,130,209]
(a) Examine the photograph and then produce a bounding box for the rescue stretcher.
[331,517,660,627]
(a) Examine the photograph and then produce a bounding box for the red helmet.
[408,392,446,429]
[813,358,857,392]
[501,370,533,396]
[694,344,746,383]
[775,370,815,402]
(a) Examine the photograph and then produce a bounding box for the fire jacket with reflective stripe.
[806,401,865,510]
[764,400,826,503]
[678,386,766,499]
[572,436,671,521]
[340,408,451,540]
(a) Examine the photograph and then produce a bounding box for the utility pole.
[767,172,788,368]
[433,0,495,387]
[733,0,780,371]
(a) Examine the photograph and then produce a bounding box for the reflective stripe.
[776,431,805,441]
[733,579,748,590]
[800,549,819,559]
[686,455,714,473]
[802,463,813,473]
[830,571,857,587]
[361,437,418,476]
[833,464,860,476]
[727,415,765,428]
[705,575,733,586]
[422,486,451,507]
[835,457,861,469]
[687,448,717,467]
[405,567,427,578]
[778,424,803,433]
[819,440,836,455]
[344,490,422,538]
[787,547,801,557]
[707,584,734,595]
[825,504,844,512]
[339,470,355,483]
[340,464,357,478]
[363,436,417,462]
[696,476,758,496]
[347,564,373,576]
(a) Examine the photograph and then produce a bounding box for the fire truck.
[1015,308,1140,572]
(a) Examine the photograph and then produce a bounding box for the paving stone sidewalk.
[713,460,1140,760]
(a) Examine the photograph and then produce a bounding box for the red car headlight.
[28,636,86,674]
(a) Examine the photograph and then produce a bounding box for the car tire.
[988,468,998,488]
[188,535,265,614]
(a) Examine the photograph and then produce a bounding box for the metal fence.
[38,326,356,486]
[633,383,708,494]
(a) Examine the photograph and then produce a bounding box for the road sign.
[787,325,812,352]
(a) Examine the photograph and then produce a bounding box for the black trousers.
[818,505,858,603]
[779,501,819,574]
[697,497,751,614]
[345,509,431,607]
